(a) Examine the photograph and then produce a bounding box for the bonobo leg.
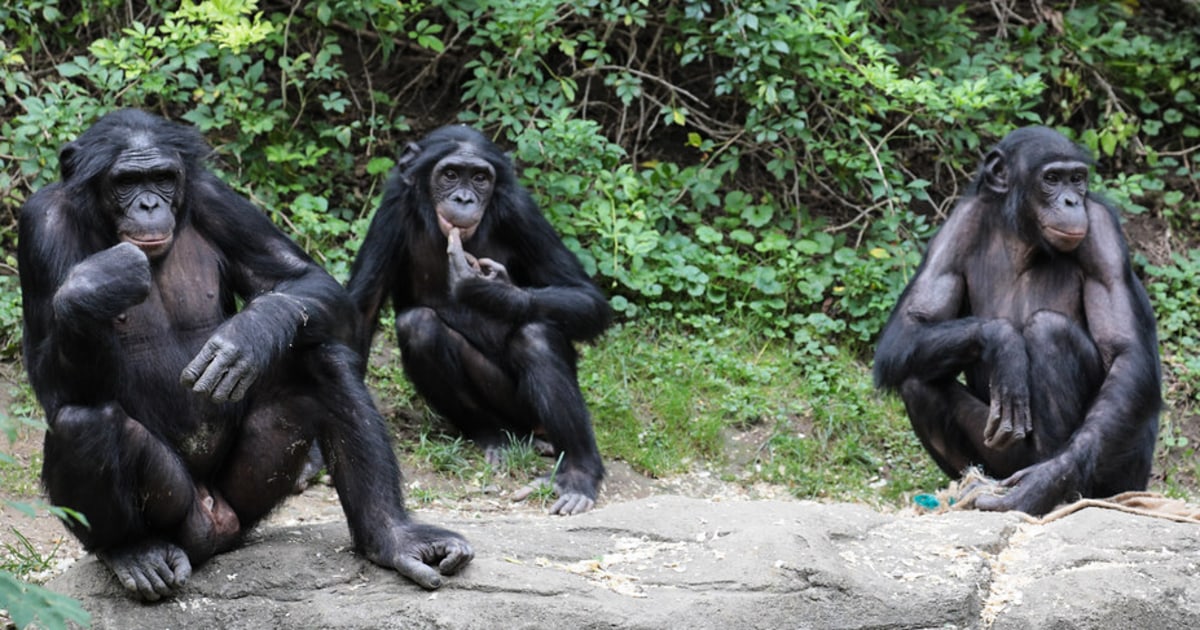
[977,311,1111,514]
[1020,310,1104,457]
[213,374,319,532]
[42,403,196,600]
[300,342,473,588]
[396,309,603,514]
[506,322,604,516]
[899,378,1000,478]
[395,307,521,462]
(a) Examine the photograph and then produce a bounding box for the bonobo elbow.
[871,332,908,391]
[571,294,613,342]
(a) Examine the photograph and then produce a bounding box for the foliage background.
[4,0,1200,487]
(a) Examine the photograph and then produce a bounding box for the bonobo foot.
[363,522,474,590]
[293,442,326,494]
[98,539,192,601]
[480,433,558,468]
[975,458,1075,516]
[512,467,600,516]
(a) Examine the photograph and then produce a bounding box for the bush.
[4,2,1199,350]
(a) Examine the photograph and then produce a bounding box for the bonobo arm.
[451,209,612,342]
[977,200,1162,513]
[346,181,408,359]
[873,201,1031,449]
[18,189,150,411]
[181,174,360,402]
[875,202,1003,384]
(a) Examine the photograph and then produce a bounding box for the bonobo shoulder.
[1075,198,1131,275]
[920,197,989,262]
[21,184,69,222]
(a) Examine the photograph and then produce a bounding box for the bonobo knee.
[394,307,442,351]
[1023,310,1088,351]
[51,403,125,442]
[510,322,567,361]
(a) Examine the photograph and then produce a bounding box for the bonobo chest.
[115,232,226,352]
[405,235,517,306]
[965,244,1085,323]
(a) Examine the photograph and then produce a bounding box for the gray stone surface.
[48,496,1200,629]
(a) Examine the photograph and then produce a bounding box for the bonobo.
[18,109,472,600]
[348,125,612,515]
[874,126,1161,516]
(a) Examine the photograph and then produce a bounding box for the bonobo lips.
[438,214,479,241]
[122,234,174,257]
[1043,225,1086,252]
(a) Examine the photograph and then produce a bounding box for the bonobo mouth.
[1042,225,1086,252]
[122,234,174,257]
[438,215,479,241]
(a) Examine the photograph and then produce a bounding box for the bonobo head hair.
[975,126,1094,244]
[58,109,209,193]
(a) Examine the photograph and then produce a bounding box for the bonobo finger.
[986,408,1014,449]
[983,399,1003,446]
[550,493,595,516]
[166,546,192,586]
[224,368,255,403]
[1016,403,1033,439]
[511,476,551,502]
[210,357,254,402]
[997,468,1029,487]
[396,554,445,590]
[186,341,239,395]
[446,227,462,254]
[973,492,1011,512]
[437,540,475,575]
[477,257,509,282]
[180,342,219,387]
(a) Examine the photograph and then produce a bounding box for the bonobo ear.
[397,141,422,185]
[58,142,79,181]
[982,149,1009,196]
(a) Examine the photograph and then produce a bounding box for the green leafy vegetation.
[3,1,1200,624]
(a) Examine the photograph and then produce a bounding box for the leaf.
[366,157,395,176]
[0,572,92,630]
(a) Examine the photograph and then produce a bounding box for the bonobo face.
[431,146,495,241]
[1035,160,1089,252]
[106,143,184,259]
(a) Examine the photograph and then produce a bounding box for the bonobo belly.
[113,285,235,476]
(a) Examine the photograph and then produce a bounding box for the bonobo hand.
[181,294,301,403]
[366,522,474,590]
[446,227,511,290]
[981,319,1032,450]
[975,456,1075,516]
[53,242,152,322]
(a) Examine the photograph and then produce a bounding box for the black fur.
[874,126,1161,516]
[20,109,471,600]
[348,125,612,515]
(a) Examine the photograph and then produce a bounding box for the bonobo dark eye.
[1070,172,1087,186]
[442,169,459,182]
[1043,171,1061,185]
[472,172,490,185]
